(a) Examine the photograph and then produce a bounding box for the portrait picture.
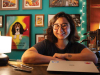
[5,14,31,51]
[49,0,79,7]
[35,14,44,27]
[22,0,42,9]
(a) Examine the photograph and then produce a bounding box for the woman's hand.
[53,53,65,59]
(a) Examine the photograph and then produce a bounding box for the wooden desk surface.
[0,61,99,75]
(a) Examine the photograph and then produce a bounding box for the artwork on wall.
[48,14,80,27]
[0,0,19,10]
[5,14,31,51]
[0,31,1,36]
[48,15,55,26]
[0,15,3,28]
[35,34,46,44]
[35,14,44,27]
[70,14,80,27]
[49,0,79,7]
[22,0,42,10]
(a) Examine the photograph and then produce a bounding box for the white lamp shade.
[0,36,12,53]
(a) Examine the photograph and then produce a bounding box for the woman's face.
[53,17,71,40]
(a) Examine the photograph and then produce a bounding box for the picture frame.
[0,15,3,28]
[70,14,80,27]
[22,0,42,10]
[0,31,1,36]
[48,14,80,27]
[35,14,44,27]
[5,14,31,51]
[48,14,55,26]
[35,34,46,44]
[0,0,19,10]
[49,0,79,7]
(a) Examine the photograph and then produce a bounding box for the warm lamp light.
[99,22,100,29]
[0,23,2,26]
[0,36,12,66]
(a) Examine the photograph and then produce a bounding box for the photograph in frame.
[5,14,31,51]
[22,0,42,10]
[35,14,44,27]
[49,0,79,7]
[0,0,19,10]
[0,15,3,28]
[35,34,46,44]
[48,14,80,27]
[70,14,80,27]
[0,31,1,36]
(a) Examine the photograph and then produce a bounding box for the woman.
[21,12,98,64]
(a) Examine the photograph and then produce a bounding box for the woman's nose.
[58,26,64,33]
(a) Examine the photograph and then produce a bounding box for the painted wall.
[0,0,87,60]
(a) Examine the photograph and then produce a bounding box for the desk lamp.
[0,36,12,66]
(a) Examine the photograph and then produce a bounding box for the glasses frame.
[52,23,68,30]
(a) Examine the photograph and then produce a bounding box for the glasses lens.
[53,24,59,30]
[53,23,68,30]
[62,24,68,29]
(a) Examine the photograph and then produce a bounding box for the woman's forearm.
[22,52,56,64]
[64,53,98,64]
[21,51,63,64]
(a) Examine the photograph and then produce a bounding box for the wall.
[0,0,87,60]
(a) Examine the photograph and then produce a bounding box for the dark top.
[33,39,87,56]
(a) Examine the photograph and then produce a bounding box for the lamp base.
[0,54,9,66]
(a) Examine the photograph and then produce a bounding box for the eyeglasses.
[52,23,68,30]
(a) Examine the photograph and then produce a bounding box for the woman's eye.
[62,24,67,27]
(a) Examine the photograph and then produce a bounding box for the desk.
[0,61,100,75]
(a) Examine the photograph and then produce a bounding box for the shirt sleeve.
[77,43,87,53]
[33,40,46,55]
[70,42,87,53]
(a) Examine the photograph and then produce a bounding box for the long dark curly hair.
[45,12,80,43]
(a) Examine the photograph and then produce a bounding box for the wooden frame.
[0,31,1,36]
[0,15,3,28]
[35,14,44,27]
[48,14,80,27]
[49,0,79,7]
[5,14,31,51]
[0,0,19,10]
[87,0,90,32]
[35,34,46,44]
[22,0,42,10]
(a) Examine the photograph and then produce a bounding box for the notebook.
[47,60,100,73]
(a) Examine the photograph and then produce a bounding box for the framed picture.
[0,0,19,10]
[48,14,80,27]
[0,15,3,28]
[0,31,1,36]
[35,14,44,27]
[48,15,55,26]
[35,34,46,44]
[70,14,80,27]
[49,0,79,7]
[22,0,42,10]
[5,14,31,51]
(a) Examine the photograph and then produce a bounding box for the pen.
[14,68,32,73]
[8,63,19,68]
[21,64,33,69]
[9,59,22,62]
